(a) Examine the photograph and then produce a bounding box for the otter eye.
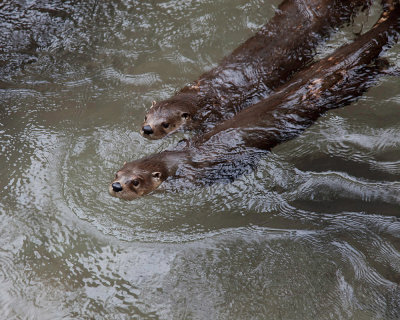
[162,122,169,129]
[181,113,189,119]
[132,179,140,187]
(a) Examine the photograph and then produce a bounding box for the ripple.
[1,0,400,318]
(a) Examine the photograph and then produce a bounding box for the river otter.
[141,0,370,139]
[111,3,400,200]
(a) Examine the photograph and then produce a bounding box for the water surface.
[1,0,400,319]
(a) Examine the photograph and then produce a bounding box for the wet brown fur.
[142,0,371,139]
[111,3,400,200]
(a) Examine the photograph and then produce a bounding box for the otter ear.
[123,161,127,165]
[152,172,162,180]
[151,100,157,109]
[181,112,190,119]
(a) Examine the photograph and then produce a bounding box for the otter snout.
[142,125,153,135]
[112,182,123,192]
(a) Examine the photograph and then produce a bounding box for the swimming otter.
[141,0,370,139]
[111,3,400,200]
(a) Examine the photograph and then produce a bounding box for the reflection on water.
[1,0,400,319]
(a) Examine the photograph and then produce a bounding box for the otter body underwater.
[110,4,400,201]
[141,0,370,139]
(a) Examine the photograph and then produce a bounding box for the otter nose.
[112,182,123,192]
[142,125,153,135]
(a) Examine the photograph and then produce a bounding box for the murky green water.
[1,0,400,319]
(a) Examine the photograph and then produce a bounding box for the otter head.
[109,159,166,200]
[141,95,197,139]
